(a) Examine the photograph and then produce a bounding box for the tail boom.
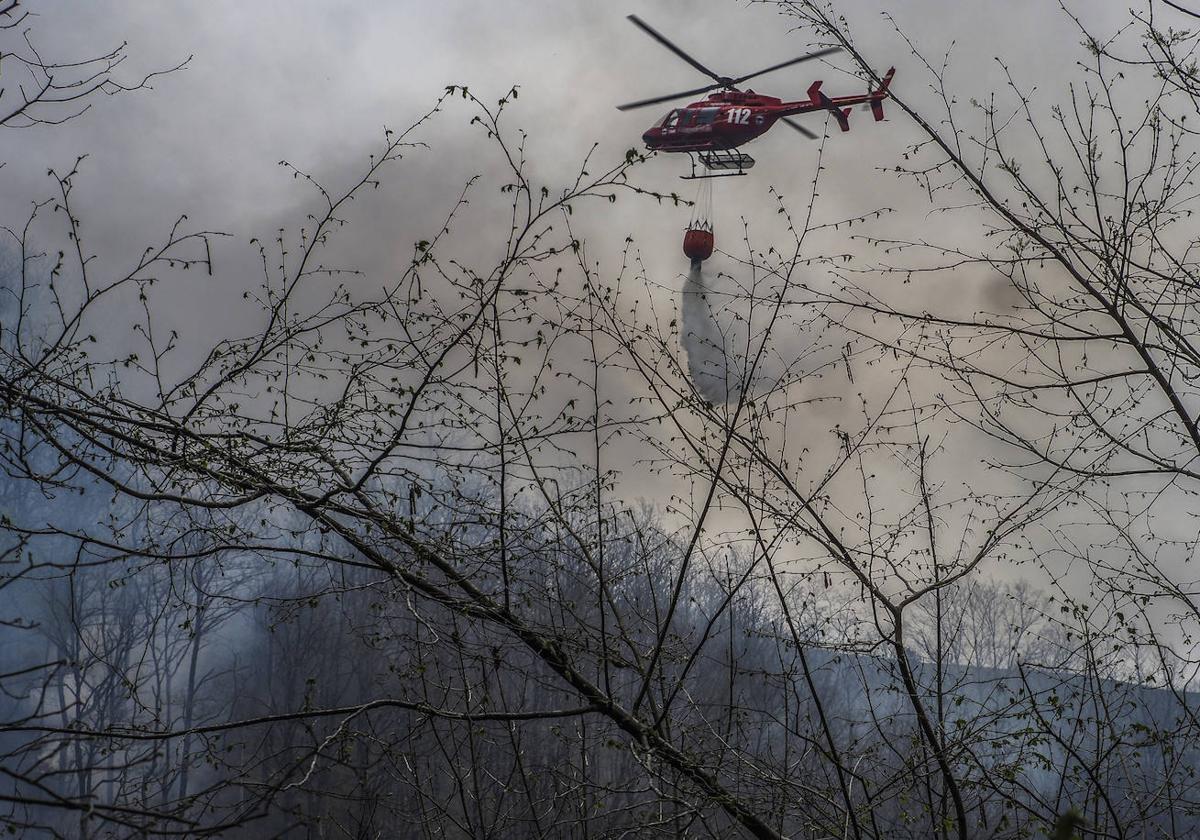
[781,68,896,134]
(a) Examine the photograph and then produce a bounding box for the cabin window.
[659,110,681,129]
[696,108,721,125]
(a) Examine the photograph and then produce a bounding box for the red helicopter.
[616,15,895,266]
[618,15,895,179]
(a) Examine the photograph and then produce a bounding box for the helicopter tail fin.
[808,82,851,131]
[822,93,852,132]
[869,68,895,122]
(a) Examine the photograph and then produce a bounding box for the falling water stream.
[680,263,738,403]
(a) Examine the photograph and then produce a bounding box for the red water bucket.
[682,227,714,262]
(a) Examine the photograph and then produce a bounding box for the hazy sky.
[1,0,1158,571]
[0,0,1138,373]
[3,0,1132,273]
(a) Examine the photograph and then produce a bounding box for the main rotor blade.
[731,46,842,86]
[781,116,818,140]
[627,15,724,84]
[616,82,722,112]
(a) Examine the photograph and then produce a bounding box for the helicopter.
[618,15,895,179]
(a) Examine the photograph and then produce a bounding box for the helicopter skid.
[681,150,755,179]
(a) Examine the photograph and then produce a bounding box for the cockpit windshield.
[656,110,682,128]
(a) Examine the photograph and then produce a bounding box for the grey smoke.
[680,263,741,403]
